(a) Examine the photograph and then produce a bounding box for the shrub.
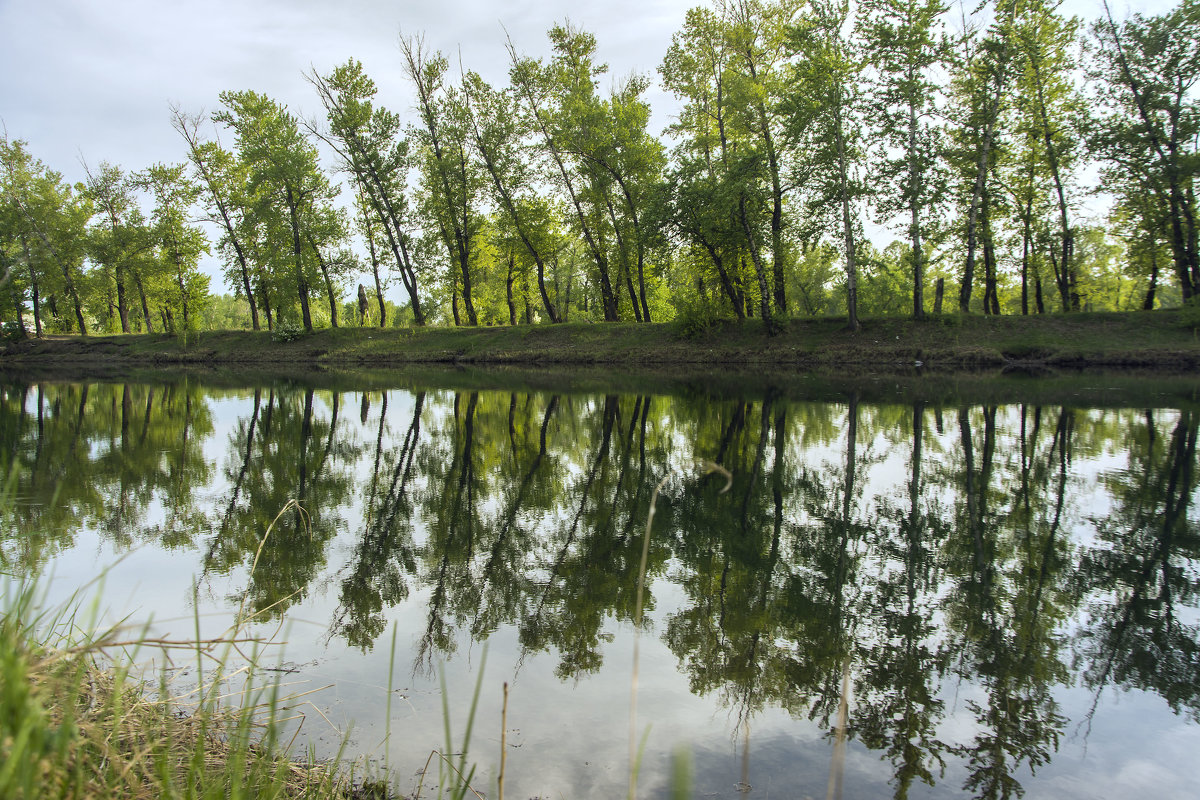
[271,319,306,343]
[672,299,723,340]
[1177,299,1200,331]
[1,321,28,342]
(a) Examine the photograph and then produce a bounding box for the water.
[2,369,1199,799]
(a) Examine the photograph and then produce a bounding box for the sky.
[0,0,696,183]
[0,0,1183,294]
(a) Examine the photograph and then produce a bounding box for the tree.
[173,107,261,330]
[784,0,866,331]
[461,70,562,322]
[81,161,151,333]
[402,37,483,326]
[509,23,624,321]
[214,90,337,332]
[137,163,210,332]
[860,0,952,319]
[1016,0,1085,312]
[1089,0,1200,300]
[0,135,91,334]
[950,0,1020,313]
[726,0,802,317]
[307,60,427,324]
[660,6,754,321]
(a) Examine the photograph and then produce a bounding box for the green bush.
[672,299,723,340]
[1177,299,1200,331]
[271,319,306,343]
[1,321,28,342]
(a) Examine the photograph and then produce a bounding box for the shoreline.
[3,311,1200,374]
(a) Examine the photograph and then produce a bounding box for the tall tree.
[137,163,210,332]
[1016,0,1084,312]
[214,90,336,332]
[402,37,483,326]
[0,136,91,334]
[509,23,623,321]
[81,161,149,333]
[461,70,562,322]
[785,0,866,331]
[172,107,261,330]
[307,60,427,324]
[950,0,1020,313]
[726,0,801,317]
[1090,0,1200,300]
[860,0,952,320]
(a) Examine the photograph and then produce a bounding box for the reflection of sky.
[13,385,1200,799]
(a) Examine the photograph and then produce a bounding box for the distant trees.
[1,0,1198,337]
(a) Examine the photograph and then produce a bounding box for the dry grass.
[0,580,358,800]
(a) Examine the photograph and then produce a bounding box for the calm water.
[2,371,1199,799]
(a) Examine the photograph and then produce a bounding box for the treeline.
[1,0,1197,338]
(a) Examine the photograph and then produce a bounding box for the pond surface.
[2,370,1200,799]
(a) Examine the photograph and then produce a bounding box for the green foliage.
[672,295,725,340]
[1,320,28,342]
[1178,298,1200,331]
[271,318,306,343]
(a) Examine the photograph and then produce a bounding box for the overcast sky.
[0,0,698,183]
[1,0,1180,181]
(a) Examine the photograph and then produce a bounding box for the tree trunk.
[506,251,517,326]
[908,100,924,320]
[286,190,313,331]
[308,234,339,327]
[834,105,859,332]
[737,194,775,332]
[1144,238,1160,310]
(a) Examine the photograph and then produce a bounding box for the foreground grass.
[4,309,1200,372]
[0,582,365,800]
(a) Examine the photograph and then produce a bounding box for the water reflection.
[2,378,1199,797]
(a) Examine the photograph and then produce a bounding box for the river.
[2,368,1198,799]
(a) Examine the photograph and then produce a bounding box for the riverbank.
[3,310,1200,373]
[0,585,392,800]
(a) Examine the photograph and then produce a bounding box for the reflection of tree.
[666,395,857,731]
[856,402,949,798]
[332,391,425,651]
[415,391,487,668]
[518,394,663,680]
[0,381,213,571]
[943,406,1073,800]
[205,387,356,618]
[1074,409,1200,722]
[469,394,559,640]
[1,382,96,568]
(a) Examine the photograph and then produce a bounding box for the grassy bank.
[3,310,1200,373]
[0,582,367,800]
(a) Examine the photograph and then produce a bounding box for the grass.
[0,577,363,800]
[5,309,1200,373]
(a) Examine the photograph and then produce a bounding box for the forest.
[1,0,1197,338]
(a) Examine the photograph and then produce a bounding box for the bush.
[672,299,723,340]
[1,321,28,342]
[1177,299,1200,331]
[271,319,306,343]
